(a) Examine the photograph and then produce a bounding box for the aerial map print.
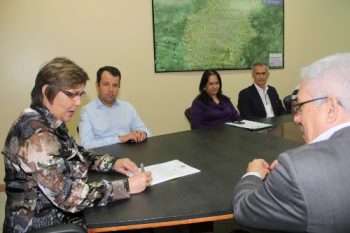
[152,0,284,72]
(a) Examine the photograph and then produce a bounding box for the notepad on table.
[225,120,273,130]
[144,159,200,185]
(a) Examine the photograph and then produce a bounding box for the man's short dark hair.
[96,66,121,85]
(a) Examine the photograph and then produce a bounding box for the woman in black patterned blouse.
[2,57,152,232]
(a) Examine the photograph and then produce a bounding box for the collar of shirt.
[31,106,63,129]
[254,83,269,94]
[254,83,270,104]
[310,122,350,144]
[96,97,119,109]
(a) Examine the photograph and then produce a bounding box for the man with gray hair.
[233,53,350,233]
[237,62,286,120]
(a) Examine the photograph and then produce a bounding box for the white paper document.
[225,120,273,130]
[144,159,201,185]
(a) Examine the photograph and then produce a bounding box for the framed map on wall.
[152,0,284,72]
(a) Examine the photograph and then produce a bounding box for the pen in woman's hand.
[140,163,145,172]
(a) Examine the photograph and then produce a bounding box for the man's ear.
[251,69,255,78]
[325,96,339,123]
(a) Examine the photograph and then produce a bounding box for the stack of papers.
[144,159,200,185]
[225,120,273,130]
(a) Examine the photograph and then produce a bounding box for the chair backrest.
[184,107,191,122]
[283,95,292,114]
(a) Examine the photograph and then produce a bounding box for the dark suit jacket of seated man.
[238,62,285,120]
[238,84,286,120]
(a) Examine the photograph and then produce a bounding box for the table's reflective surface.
[85,114,304,232]
[258,121,303,143]
[256,114,304,143]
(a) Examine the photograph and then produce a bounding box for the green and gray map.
[153,0,283,72]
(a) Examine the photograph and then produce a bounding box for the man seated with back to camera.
[233,53,350,233]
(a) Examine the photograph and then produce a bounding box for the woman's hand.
[128,171,152,194]
[114,158,139,176]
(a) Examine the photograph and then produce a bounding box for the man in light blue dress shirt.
[79,66,151,149]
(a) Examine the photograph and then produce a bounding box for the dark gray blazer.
[237,84,286,120]
[233,126,350,233]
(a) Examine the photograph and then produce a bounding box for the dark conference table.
[84,115,303,232]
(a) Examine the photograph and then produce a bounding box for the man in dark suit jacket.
[238,62,285,120]
[233,53,350,233]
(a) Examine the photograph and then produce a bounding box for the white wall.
[1,0,350,181]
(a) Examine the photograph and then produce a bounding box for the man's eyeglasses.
[294,97,327,113]
[60,89,86,99]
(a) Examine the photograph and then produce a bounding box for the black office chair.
[184,107,191,122]
[29,224,86,233]
[283,95,292,114]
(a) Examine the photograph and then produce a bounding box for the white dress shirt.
[254,84,275,118]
